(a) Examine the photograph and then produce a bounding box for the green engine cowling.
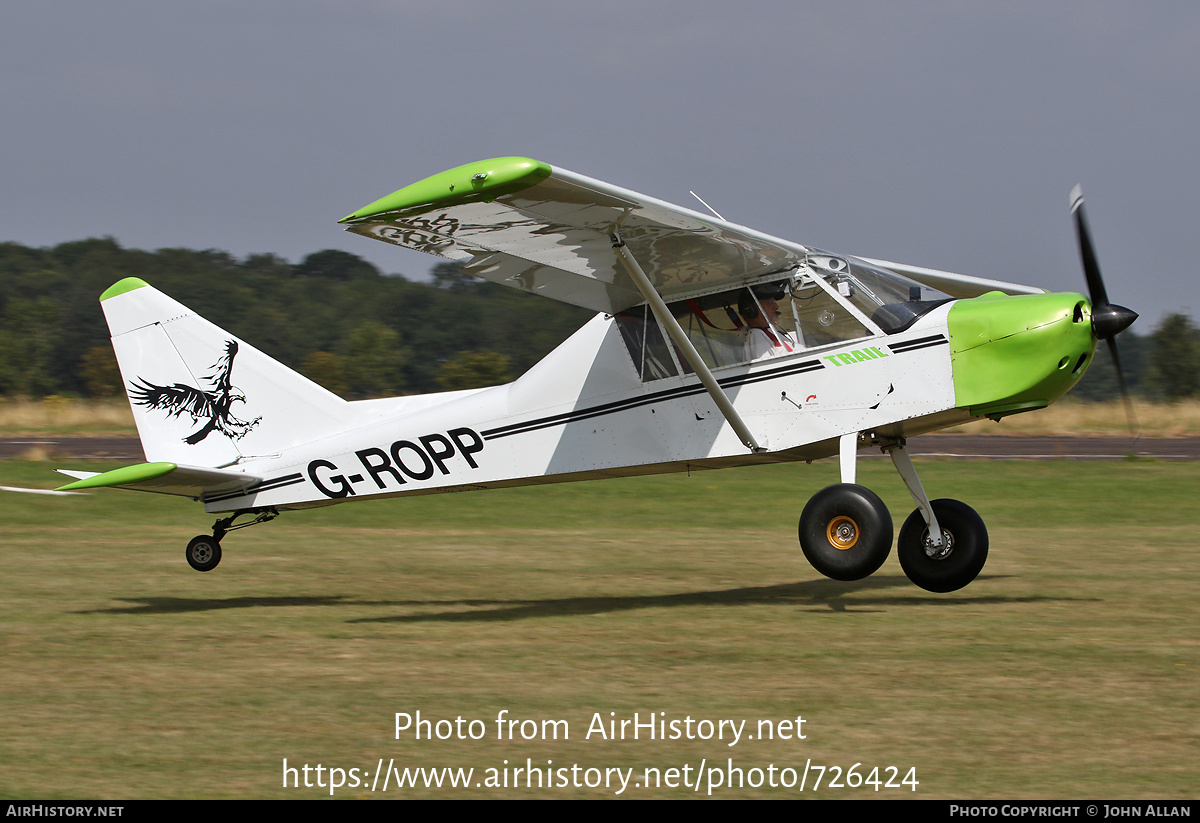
[948,291,1098,419]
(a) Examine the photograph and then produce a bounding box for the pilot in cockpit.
[740,282,797,361]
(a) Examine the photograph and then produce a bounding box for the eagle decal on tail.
[129,341,261,444]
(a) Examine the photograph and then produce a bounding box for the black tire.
[897,499,987,593]
[185,535,222,572]
[798,483,893,581]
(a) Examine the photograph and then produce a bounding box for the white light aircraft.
[56,158,1136,592]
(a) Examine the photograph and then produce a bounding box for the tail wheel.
[799,483,893,581]
[898,499,988,592]
[185,535,222,572]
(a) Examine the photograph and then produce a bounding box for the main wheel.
[799,483,893,581]
[185,535,222,572]
[897,499,987,592]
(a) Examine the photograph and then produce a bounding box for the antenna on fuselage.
[689,191,725,221]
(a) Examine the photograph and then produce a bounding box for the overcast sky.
[3,1,1196,326]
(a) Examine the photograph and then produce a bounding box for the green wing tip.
[341,156,552,222]
[100,277,150,301]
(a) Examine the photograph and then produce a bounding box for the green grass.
[1,458,1197,798]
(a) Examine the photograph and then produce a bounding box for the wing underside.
[340,158,808,314]
[859,257,1046,299]
[341,157,1045,312]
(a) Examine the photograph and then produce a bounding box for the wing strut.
[613,239,764,453]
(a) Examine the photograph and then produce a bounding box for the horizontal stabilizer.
[55,462,264,499]
[55,469,100,483]
[1,484,87,496]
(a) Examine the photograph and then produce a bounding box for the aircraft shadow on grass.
[75,575,1086,620]
[74,595,348,614]
[349,575,1067,622]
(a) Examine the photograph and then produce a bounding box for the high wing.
[859,257,1045,299]
[340,156,1042,312]
[340,157,808,314]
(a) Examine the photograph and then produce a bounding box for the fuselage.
[206,289,1097,513]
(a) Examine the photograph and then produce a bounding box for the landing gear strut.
[184,508,278,572]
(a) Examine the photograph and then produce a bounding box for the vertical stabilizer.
[101,278,349,467]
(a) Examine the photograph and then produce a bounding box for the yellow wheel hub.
[827,515,859,550]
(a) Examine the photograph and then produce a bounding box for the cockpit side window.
[774,275,872,348]
[613,256,947,381]
[669,294,748,371]
[614,275,875,379]
[614,305,679,381]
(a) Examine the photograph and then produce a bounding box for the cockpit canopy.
[615,252,952,381]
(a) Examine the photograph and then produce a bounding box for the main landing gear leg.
[184,508,279,572]
[884,440,988,593]
[885,442,943,548]
[798,433,893,581]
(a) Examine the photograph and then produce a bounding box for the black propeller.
[1070,185,1139,436]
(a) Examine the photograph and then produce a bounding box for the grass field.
[1,457,1197,799]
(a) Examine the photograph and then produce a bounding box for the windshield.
[805,252,953,333]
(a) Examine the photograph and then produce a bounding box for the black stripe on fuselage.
[888,334,948,354]
[481,358,825,441]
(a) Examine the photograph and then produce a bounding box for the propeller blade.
[1106,337,1140,439]
[1071,185,1139,439]
[1070,184,1110,311]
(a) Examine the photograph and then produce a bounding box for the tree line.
[0,238,592,399]
[0,237,1197,401]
